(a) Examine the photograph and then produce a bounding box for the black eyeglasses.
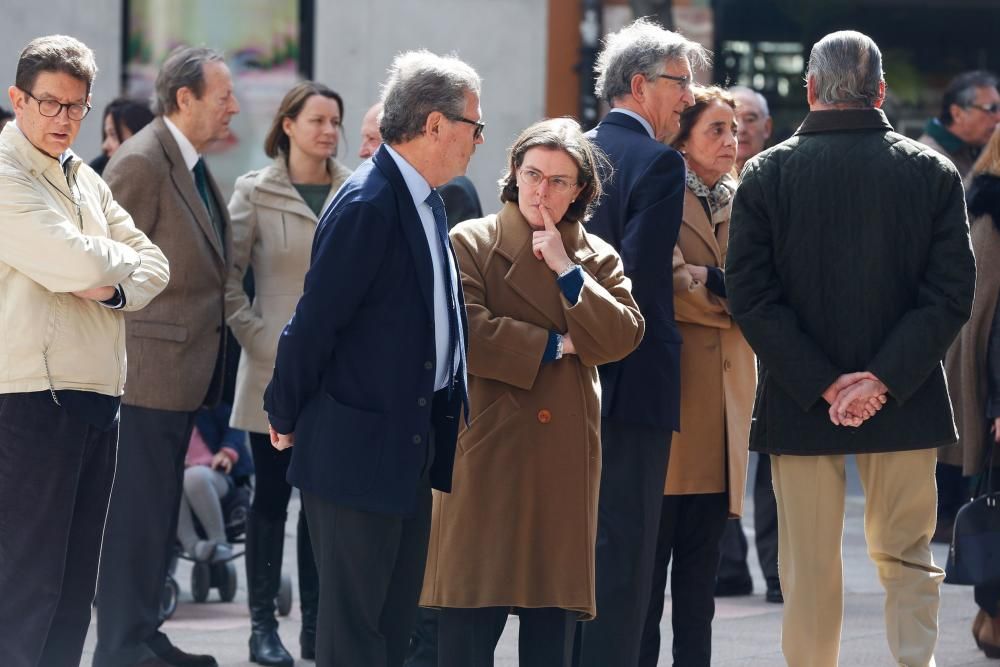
[21,88,91,121]
[967,103,1000,115]
[450,115,485,140]
[657,73,692,91]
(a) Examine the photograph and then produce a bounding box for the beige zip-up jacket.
[0,123,169,397]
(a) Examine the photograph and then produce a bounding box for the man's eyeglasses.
[450,116,485,140]
[967,103,1000,115]
[518,167,579,195]
[21,89,91,121]
[657,73,692,91]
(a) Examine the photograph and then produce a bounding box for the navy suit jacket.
[585,112,686,431]
[264,145,468,516]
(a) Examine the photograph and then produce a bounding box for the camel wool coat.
[225,156,350,433]
[666,188,754,517]
[420,202,644,620]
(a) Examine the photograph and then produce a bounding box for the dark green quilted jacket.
[727,108,976,456]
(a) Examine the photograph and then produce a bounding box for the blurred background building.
[3,0,998,199]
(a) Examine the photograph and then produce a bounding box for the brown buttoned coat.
[666,188,754,517]
[420,203,644,620]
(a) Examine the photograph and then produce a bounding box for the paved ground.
[80,455,996,665]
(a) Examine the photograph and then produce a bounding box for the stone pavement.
[81,455,995,665]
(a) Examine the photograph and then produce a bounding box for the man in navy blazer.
[576,19,709,667]
[264,50,482,667]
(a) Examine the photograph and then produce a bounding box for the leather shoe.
[974,609,988,650]
[765,581,784,604]
[148,642,218,667]
[977,610,1000,659]
[714,576,753,597]
[249,629,294,666]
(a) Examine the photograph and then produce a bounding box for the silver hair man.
[379,50,481,145]
[806,30,884,108]
[154,46,226,116]
[594,17,709,105]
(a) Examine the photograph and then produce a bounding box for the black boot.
[246,512,294,667]
[298,510,319,660]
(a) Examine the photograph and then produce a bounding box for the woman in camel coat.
[421,118,644,667]
[640,86,755,667]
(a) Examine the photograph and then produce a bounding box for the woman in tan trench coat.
[639,86,756,667]
[420,118,644,667]
[225,81,351,664]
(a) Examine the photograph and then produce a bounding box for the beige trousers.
[771,449,943,667]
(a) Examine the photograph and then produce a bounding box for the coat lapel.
[682,189,723,266]
[154,119,225,262]
[371,145,434,317]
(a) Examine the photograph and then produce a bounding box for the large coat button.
[412,435,423,444]
[537,409,552,424]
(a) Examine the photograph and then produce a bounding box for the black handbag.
[945,443,1000,586]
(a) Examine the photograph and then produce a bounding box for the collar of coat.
[795,108,893,136]
[493,201,598,267]
[923,117,969,155]
[249,155,349,221]
[0,122,81,190]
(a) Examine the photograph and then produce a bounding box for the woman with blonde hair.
[943,127,1000,658]
[226,80,351,666]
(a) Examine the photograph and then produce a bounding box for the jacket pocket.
[459,392,520,456]
[314,393,385,496]
[129,321,189,343]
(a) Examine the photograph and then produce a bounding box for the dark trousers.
[0,393,117,667]
[639,493,729,667]
[717,454,779,587]
[574,419,672,667]
[94,405,195,667]
[439,606,577,667]
[303,478,432,667]
[936,461,967,522]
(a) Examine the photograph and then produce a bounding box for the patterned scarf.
[686,169,736,227]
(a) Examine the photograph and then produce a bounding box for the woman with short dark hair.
[420,117,644,667]
[225,80,350,666]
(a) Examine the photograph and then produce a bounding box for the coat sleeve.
[564,245,644,367]
[224,176,269,360]
[264,201,391,434]
[0,167,141,292]
[96,171,170,311]
[452,228,551,391]
[726,163,842,410]
[672,243,731,328]
[867,166,976,403]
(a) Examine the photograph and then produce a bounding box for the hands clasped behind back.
[822,371,888,428]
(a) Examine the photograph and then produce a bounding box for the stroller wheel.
[218,561,238,602]
[160,575,179,621]
[276,573,293,616]
[191,562,211,603]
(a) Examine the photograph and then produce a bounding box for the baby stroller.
[160,478,292,619]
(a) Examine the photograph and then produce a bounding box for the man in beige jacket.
[0,35,168,667]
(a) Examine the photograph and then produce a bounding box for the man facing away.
[94,46,239,667]
[0,34,168,667]
[727,30,976,667]
[574,17,708,667]
[264,50,481,667]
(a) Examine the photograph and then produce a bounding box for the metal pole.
[578,0,602,129]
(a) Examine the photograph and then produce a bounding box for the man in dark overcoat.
[727,30,976,667]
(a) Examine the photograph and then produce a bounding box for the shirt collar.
[10,119,76,167]
[610,108,655,139]
[162,115,201,171]
[923,117,968,155]
[383,144,432,208]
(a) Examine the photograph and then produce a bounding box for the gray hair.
[729,85,770,118]
[16,35,98,96]
[594,18,710,105]
[379,50,482,145]
[155,46,226,116]
[806,31,884,108]
[940,70,998,125]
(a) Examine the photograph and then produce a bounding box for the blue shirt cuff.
[705,267,726,298]
[557,265,584,304]
[542,331,562,364]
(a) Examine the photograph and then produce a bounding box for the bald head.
[359,102,382,159]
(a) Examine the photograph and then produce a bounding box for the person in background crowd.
[639,85,754,667]
[422,117,643,667]
[264,50,481,667]
[918,70,999,179]
[176,404,252,564]
[714,84,781,604]
[727,30,976,666]
[89,97,154,174]
[0,105,13,130]
[95,45,239,667]
[942,127,1000,659]
[226,80,351,667]
[575,18,708,667]
[0,34,168,667]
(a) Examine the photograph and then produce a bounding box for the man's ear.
[873,80,886,109]
[805,76,818,106]
[8,85,23,113]
[424,110,445,139]
[764,117,773,140]
[175,86,193,113]
[629,72,647,103]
